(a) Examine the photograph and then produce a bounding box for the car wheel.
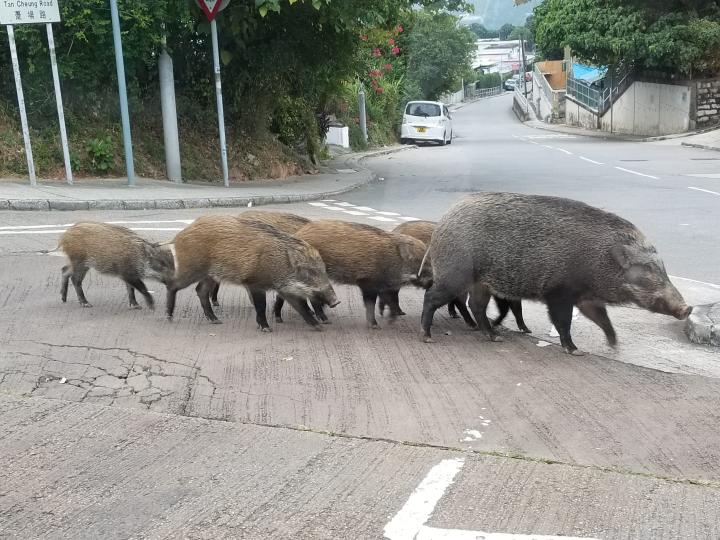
[439,131,447,146]
[447,131,453,144]
[400,138,408,144]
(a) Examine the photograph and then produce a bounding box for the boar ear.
[397,238,420,262]
[611,245,634,269]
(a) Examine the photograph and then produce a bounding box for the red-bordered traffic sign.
[195,0,230,22]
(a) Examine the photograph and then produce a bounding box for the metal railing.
[566,65,633,113]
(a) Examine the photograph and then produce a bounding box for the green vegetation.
[0,0,476,180]
[532,0,720,77]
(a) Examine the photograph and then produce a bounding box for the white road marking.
[541,145,554,149]
[579,156,604,165]
[385,459,599,540]
[399,217,421,221]
[321,199,337,202]
[685,173,720,179]
[669,275,720,289]
[308,202,329,207]
[384,458,465,540]
[341,210,369,216]
[528,141,540,145]
[557,148,573,155]
[368,216,398,222]
[1,227,183,236]
[324,206,348,211]
[353,206,378,212]
[376,211,402,216]
[614,166,659,179]
[334,202,356,207]
[688,186,720,196]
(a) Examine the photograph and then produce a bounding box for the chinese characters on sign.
[0,0,61,25]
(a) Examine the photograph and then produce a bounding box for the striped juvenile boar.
[274,220,432,328]
[210,210,312,306]
[58,222,174,309]
[422,193,692,354]
[166,215,338,331]
[387,220,530,333]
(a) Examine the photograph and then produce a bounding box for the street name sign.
[0,0,61,25]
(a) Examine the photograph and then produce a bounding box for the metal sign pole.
[109,0,136,186]
[46,23,73,184]
[7,25,36,186]
[210,19,229,187]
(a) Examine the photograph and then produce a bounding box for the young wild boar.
[209,210,312,306]
[422,192,692,354]
[58,222,174,309]
[166,215,338,331]
[386,220,530,333]
[274,220,432,328]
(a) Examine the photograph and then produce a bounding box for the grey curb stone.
[685,303,720,346]
[49,200,90,211]
[9,199,50,211]
[0,146,406,212]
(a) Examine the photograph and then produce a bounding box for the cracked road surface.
[2,99,720,538]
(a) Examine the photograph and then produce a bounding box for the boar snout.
[676,305,693,320]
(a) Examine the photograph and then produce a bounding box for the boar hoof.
[520,327,532,334]
[212,301,220,307]
[489,335,505,343]
[275,316,284,323]
[321,319,331,325]
[129,304,142,310]
[369,323,381,330]
[565,347,586,356]
[80,302,93,308]
[210,319,223,325]
[423,336,435,343]
[260,326,273,333]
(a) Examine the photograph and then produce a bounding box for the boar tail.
[40,246,65,257]
[418,247,430,277]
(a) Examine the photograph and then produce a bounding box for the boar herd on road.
[56,192,693,355]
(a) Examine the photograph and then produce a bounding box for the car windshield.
[406,103,441,117]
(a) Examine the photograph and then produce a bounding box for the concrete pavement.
[0,147,411,211]
[2,94,720,538]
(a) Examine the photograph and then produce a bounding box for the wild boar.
[209,210,312,306]
[274,219,432,328]
[387,220,530,332]
[422,192,692,354]
[166,215,338,331]
[57,222,174,309]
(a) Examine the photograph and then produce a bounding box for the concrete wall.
[565,97,598,130]
[600,81,691,136]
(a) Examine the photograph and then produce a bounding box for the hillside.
[464,0,541,29]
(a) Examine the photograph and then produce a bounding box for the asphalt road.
[2,96,720,539]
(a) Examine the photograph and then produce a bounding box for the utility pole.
[520,36,529,115]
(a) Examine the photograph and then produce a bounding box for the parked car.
[503,77,518,91]
[400,101,453,146]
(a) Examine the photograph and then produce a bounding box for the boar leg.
[60,265,72,303]
[126,277,154,310]
[273,295,286,323]
[195,278,221,323]
[70,265,91,307]
[379,290,404,322]
[421,284,460,342]
[468,283,502,342]
[450,297,477,328]
[283,294,321,329]
[377,298,386,316]
[311,301,330,324]
[493,298,531,333]
[211,281,221,307]
[577,301,617,347]
[248,288,272,332]
[545,294,582,355]
[359,283,380,329]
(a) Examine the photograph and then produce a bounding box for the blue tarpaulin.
[572,63,607,83]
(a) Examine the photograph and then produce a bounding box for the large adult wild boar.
[388,220,530,333]
[209,210,312,306]
[421,193,692,354]
[275,220,432,328]
[167,216,338,331]
[58,222,174,309]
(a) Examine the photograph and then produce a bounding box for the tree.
[532,0,720,76]
[403,12,477,99]
[499,23,515,40]
[469,23,495,39]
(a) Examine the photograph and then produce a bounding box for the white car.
[400,101,453,146]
